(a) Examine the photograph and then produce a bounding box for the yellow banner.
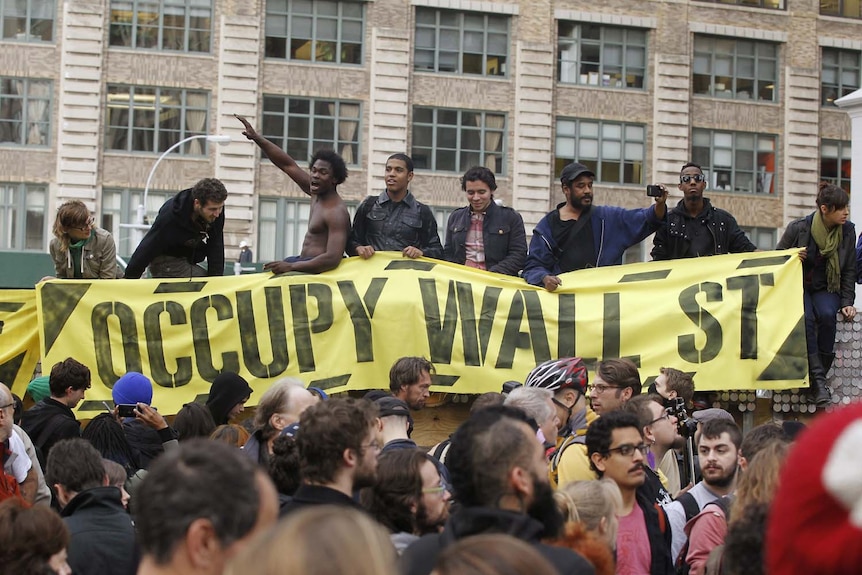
[33,250,807,416]
[0,289,41,397]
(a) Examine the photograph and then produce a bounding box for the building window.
[822,48,860,106]
[741,226,777,250]
[105,85,210,154]
[691,129,777,194]
[265,0,364,65]
[103,188,173,258]
[1,0,54,42]
[693,36,778,101]
[258,197,311,262]
[697,0,784,7]
[820,139,851,194]
[0,77,51,146]
[109,0,212,52]
[554,119,645,185]
[0,182,46,250]
[262,97,361,165]
[821,0,862,18]
[414,8,509,76]
[557,22,646,89]
[412,107,506,174]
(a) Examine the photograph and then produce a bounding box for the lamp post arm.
[140,135,208,225]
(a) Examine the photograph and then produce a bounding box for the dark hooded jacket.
[122,419,177,470]
[206,372,253,425]
[124,187,225,279]
[20,397,80,463]
[401,507,595,575]
[62,486,137,575]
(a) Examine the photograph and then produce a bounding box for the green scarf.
[810,210,842,293]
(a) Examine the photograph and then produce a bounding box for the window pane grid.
[109,0,212,52]
[821,0,862,18]
[558,22,646,89]
[691,128,776,194]
[691,0,785,7]
[411,107,506,174]
[262,96,361,165]
[265,0,364,65]
[0,0,54,42]
[0,76,52,146]
[692,35,778,101]
[821,48,861,106]
[414,7,509,77]
[820,139,852,195]
[105,85,211,155]
[554,118,645,185]
[0,181,46,250]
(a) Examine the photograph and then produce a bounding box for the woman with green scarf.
[48,200,118,279]
[777,183,856,407]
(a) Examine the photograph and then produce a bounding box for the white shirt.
[4,430,32,483]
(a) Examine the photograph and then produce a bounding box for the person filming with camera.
[524,161,667,291]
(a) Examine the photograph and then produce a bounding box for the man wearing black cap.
[376,397,416,452]
[524,161,667,291]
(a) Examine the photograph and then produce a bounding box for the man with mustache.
[651,162,756,261]
[524,162,667,291]
[587,410,674,575]
[662,418,741,567]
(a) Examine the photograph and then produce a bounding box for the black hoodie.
[125,187,225,279]
[206,372,253,425]
[20,397,81,462]
[62,486,138,575]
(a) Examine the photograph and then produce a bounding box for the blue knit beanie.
[112,372,153,405]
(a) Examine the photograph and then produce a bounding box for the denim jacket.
[347,191,443,258]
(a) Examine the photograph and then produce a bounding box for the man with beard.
[281,397,379,514]
[623,395,678,506]
[390,356,434,411]
[662,418,741,566]
[651,162,756,261]
[125,177,228,278]
[236,115,351,274]
[348,153,444,260]
[401,406,595,575]
[587,410,674,575]
[360,449,451,554]
[524,162,667,291]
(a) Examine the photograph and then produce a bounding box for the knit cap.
[767,402,862,574]
[112,372,153,406]
[26,375,51,402]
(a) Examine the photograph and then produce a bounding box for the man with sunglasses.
[587,410,674,575]
[652,162,756,260]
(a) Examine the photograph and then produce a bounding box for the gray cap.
[560,162,595,185]
[692,407,735,424]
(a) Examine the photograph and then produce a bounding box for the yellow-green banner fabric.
[31,250,806,416]
[0,289,41,395]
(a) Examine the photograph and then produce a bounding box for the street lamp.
[123,134,232,249]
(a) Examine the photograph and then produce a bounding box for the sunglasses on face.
[680,174,706,184]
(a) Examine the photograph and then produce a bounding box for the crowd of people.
[1,354,861,575]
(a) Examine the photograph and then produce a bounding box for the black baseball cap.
[560,162,595,185]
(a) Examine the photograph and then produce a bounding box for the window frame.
[695,0,785,8]
[0,181,47,251]
[261,96,362,166]
[411,106,507,175]
[691,128,777,195]
[0,76,52,147]
[0,0,55,42]
[264,0,365,65]
[821,0,862,19]
[108,0,213,53]
[557,21,648,90]
[413,7,510,77]
[554,118,647,185]
[821,47,861,106]
[104,85,212,155]
[820,139,852,195]
[102,187,174,258]
[692,35,779,102]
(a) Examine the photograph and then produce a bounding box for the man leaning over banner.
[524,162,667,291]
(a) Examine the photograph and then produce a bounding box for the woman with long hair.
[48,200,117,279]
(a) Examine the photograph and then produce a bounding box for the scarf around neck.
[810,210,842,293]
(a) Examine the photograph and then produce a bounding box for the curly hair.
[311,149,348,186]
[359,448,426,533]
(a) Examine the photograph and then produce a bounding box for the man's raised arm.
[235,114,311,195]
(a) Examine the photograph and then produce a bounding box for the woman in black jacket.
[776,182,857,406]
[443,166,526,276]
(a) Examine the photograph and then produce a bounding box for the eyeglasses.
[605,443,649,458]
[0,402,14,417]
[421,481,448,495]
[588,383,623,394]
[647,413,672,426]
[680,174,706,184]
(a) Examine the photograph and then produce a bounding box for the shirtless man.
[236,115,351,274]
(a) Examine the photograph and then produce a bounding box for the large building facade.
[0,0,859,264]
